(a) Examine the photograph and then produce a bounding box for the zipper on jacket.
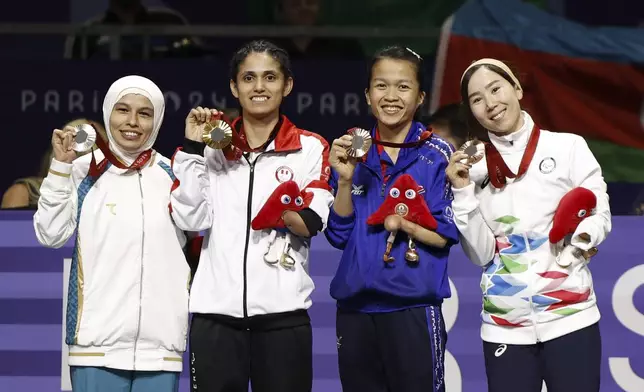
[133,170,145,368]
[241,154,259,319]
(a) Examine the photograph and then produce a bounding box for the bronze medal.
[346,128,372,158]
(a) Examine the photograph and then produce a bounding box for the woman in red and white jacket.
[445,58,611,392]
[169,40,333,392]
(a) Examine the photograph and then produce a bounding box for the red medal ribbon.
[88,131,153,177]
[484,123,540,189]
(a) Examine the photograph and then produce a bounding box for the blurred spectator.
[64,0,207,59]
[270,0,364,59]
[632,188,644,215]
[1,119,105,210]
[421,103,468,149]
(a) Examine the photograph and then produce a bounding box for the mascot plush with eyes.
[251,181,313,269]
[367,174,437,264]
[549,187,597,267]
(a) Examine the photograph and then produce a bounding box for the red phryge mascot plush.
[549,187,597,267]
[367,174,437,264]
[251,181,313,269]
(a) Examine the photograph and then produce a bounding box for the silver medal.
[72,123,97,153]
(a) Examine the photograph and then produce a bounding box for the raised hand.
[329,135,358,183]
[51,126,78,164]
[185,106,221,142]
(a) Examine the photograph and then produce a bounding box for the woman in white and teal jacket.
[445,58,611,392]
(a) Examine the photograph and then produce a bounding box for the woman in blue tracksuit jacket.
[325,45,459,392]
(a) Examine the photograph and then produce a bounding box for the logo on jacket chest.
[539,157,556,174]
[275,166,294,183]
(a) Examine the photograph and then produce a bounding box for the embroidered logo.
[539,157,556,174]
[275,166,294,183]
[337,336,342,349]
[351,184,364,196]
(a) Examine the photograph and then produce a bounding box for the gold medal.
[202,119,233,149]
[346,128,372,158]
[459,139,484,164]
[72,123,97,153]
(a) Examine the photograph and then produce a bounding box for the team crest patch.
[275,166,294,183]
[539,157,556,174]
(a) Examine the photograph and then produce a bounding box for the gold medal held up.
[346,128,372,158]
[202,118,233,149]
[72,123,97,153]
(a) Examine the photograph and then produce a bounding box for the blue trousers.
[70,366,180,392]
[336,305,447,392]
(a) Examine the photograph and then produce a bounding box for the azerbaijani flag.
[430,0,644,185]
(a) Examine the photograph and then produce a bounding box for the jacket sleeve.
[169,141,215,231]
[299,135,334,233]
[451,182,497,267]
[323,169,356,250]
[569,136,612,250]
[425,155,460,245]
[33,159,79,248]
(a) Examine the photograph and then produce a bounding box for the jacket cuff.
[183,138,205,157]
[328,206,355,227]
[451,182,478,214]
[46,159,73,187]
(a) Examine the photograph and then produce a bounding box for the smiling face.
[108,93,154,152]
[365,58,425,133]
[466,66,523,135]
[230,51,293,120]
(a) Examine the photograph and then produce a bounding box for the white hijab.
[102,75,165,165]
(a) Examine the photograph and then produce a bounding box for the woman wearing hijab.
[33,75,190,392]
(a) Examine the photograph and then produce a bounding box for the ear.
[364,88,371,107]
[283,76,294,97]
[515,85,523,101]
[230,79,239,99]
[417,91,426,109]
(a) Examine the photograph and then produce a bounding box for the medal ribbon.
[88,131,153,177]
[484,123,540,189]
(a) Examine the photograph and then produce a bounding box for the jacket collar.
[363,121,426,175]
[487,111,534,154]
[231,114,302,153]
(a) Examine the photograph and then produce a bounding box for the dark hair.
[229,40,293,82]
[459,62,520,135]
[423,103,470,143]
[367,45,425,90]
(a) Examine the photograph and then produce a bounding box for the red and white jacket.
[170,116,333,318]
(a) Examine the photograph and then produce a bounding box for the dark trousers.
[483,323,601,392]
[336,305,447,392]
[189,312,312,392]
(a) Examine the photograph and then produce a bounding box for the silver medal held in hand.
[72,123,97,153]
[346,128,372,158]
[202,118,233,149]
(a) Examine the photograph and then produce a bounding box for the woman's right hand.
[445,151,473,189]
[51,126,78,164]
[329,135,357,183]
[185,106,220,142]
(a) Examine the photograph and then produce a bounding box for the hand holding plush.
[367,174,437,230]
[549,187,597,244]
[251,181,313,230]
